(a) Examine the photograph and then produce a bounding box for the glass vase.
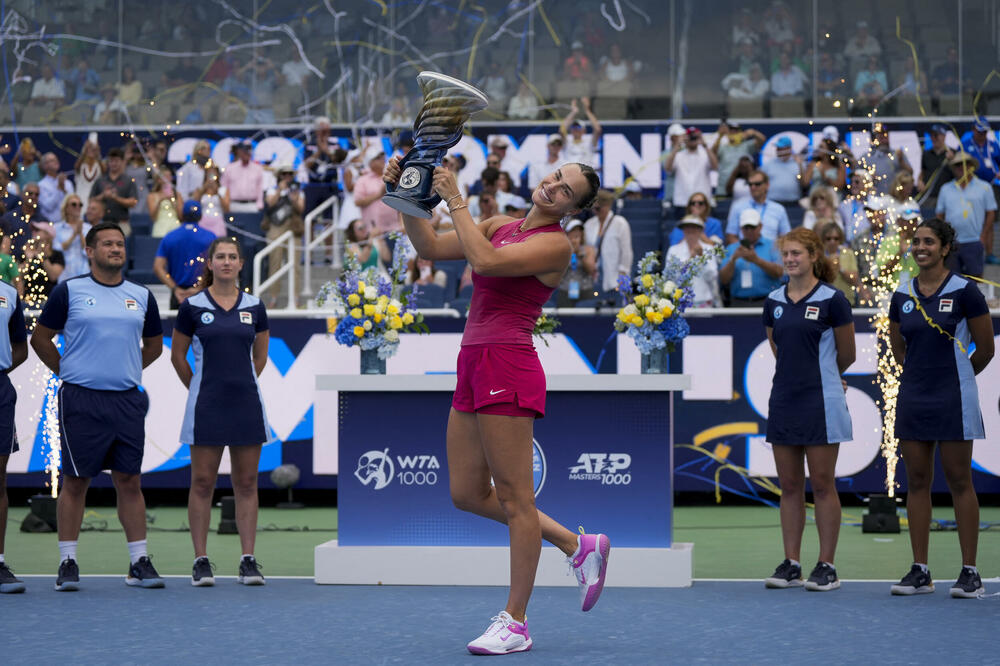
[360,348,386,375]
[640,347,670,375]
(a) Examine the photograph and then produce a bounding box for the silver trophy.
[383,71,489,218]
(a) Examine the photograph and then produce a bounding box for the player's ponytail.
[780,227,835,283]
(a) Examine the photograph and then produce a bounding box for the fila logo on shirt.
[239,311,253,325]
[804,305,820,320]
[0,295,8,309]
[939,298,954,313]
[124,298,138,311]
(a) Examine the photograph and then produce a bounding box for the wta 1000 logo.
[569,453,632,485]
[355,449,441,489]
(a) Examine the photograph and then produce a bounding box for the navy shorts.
[0,374,16,456]
[58,383,149,478]
[947,240,985,277]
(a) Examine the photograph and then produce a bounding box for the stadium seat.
[127,235,161,284]
[434,259,467,300]
[130,213,153,236]
[727,98,764,119]
[230,212,265,239]
[406,283,446,309]
[814,97,848,117]
[770,97,806,118]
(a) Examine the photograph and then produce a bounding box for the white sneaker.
[466,611,532,655]
[568,532,611,611]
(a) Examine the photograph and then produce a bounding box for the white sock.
[242,553,254,561]
[821,561,836,571]
[964,564,978,574]
[0,553,5,563]
[194,556,208,565]
[58,540,77,562]
[788,559,800,568]
[914,562,929,573]
[127,539,147,564]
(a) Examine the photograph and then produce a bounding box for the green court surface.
[4,504,1000,580]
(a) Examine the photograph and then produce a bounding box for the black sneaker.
[0,562,25,593]
[238,556,265,586]
[55,558,80,592]
[804,562,840,591]
[764,559,803,588]
[191,557,216,587]
[950,566,984,599]
[126,556,165,589]
[890,564,934,595]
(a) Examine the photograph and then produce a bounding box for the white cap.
[667,123,686,137]
[624,180,642,193]
[821,125,839,142]
[565,219,584,232]
[739,208,762,227]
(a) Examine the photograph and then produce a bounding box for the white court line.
[17,574,315,580]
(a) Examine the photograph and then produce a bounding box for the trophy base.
[383,193,434,219]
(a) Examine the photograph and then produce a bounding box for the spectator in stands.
[117,65,142,107]
[726,170,791,243]
[762,1,797,50]
[722,62,769,99]
[712,121,764,200]
[475,190,499,223]
[803,187,842,231]
[600,43,634,83]
[19,223,63,305]
[559,97,602,169]
[936,151,996,277]
[896,54,928,98]
[726,155,755,203]
[667,216,721,308]
[761,136,804,205]
[154,201,216,308]
[918,123,955,208]
[768,42,808,76]
[720,208,783,307]
[838,170,873,244]
[148,166,183,238]
[0,232,17,287]
[337,147,365,230]
[563,41,593,80]
[228,56,282,124]
[961,116,1000,195]
[557,219,597,306]
[262,163,306,305]
[479,61,508,110]
[192,165,228,237]
[803,138,847,198]
[123,141,150,215]
[176,140,212,200]
[90,147,138,235]
[770,52,808,97]
[669,193,724,247]
[29,63,66,106]
[66,58,100,104]
[222,140,265,214]
[489,137,523,188]
[166,56,201,89]
[53,194,92,281]
[820,221,859,305]
[852,196,895,305]
[354,148,401,239]
[281,50,311,88]
[84,197,105,228]
[665,127,717,219]
[888,171,919,221]
[730,39,757,75]
[731,8,760,47]
[583,189,633,294]
[528,134,564,189]
[344,218,384,273]
[380,96,410,125]
[74,139,103,207]
[1,182,45,259]
[862,124,912,195]
[815,52,844,98]
[507,81,539,120]
[467,167,500,218]
[931,47,962,98]
[38,152,73,223]
[12,139,41,189]
[853,55,887,110]
[842,21,881,66]
[93,83,127,124]
[303,116,347,213]
[661,124,685,205]
[406,258,448,289]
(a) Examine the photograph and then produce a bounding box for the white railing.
[301,194,340,299]
[252,229,296,310]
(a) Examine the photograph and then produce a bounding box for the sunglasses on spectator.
[748,180,766,187]
[824,235,842,241]
[24,190,39,196]
[67,202,82,207]
[690,200,707,207]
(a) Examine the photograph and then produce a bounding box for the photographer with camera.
[261,164,304,306]
[720,208,784,307]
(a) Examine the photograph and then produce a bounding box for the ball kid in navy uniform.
[888,218,994,598]
[0,272,28,593]
[763,228,855,592]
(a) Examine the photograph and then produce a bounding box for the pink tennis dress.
[452,219,564,418]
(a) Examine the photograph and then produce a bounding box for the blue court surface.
[4,577,998,664]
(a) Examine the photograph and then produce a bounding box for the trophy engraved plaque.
[383,71,489,218]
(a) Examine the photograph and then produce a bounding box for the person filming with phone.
[720,208,784,307]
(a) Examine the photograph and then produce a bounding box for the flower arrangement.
[533,313,561,347]
[318,233,428,359]
[614,249,722,354]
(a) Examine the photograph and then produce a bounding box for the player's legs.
[805,444,841,564]
[111,470,146,542]
[0,456,7,555]
[899,440,935,564]
[447,408,578,556]
[57,475,91,541]
[188,446,225,558]
[772,444,806,562]
[230,444,263,555]
[939,440,978,567]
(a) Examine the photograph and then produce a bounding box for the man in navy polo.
[31,222,164,591]
[720,208,784,307]
[725,169,792,244]
[153,200,216,308]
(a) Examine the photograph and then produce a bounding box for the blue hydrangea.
[659,315,690,343]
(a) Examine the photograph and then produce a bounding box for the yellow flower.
[363,304,376,317]
[616,309,630,322]
[645,310,658,322]
[377,295,389,307]
[630,315,643,327]
[401,312,414,325]
[374,313,384,324]
[357,281,366,294]
[363,319,373,331]
[347,293,360,306]
[634,294,650,307]
[387,303,400,315]
[674,288,684,300]
[350,308,363,319]
[661,302,675,317]
[650,312,664,325]
[641,274,654,288]
[389,315,404,329]
[353,326,364,338]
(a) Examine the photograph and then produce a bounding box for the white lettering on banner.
[601,133,664,188]
[167,137,301,170]
[569,453,632,485]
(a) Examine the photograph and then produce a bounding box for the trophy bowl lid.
[417,71,489,108]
